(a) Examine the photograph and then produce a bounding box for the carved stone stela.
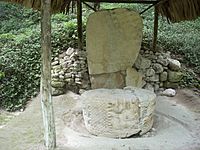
[86,8,143,89]
[81,88,156,138]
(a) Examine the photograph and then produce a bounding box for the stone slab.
[90,71,125,89]
[125,67,144,88]
[86,9,143,74]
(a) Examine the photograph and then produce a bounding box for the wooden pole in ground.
[41,0,56,149]
[77,0,83,50]
[152,5,158,51]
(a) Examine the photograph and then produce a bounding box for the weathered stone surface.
[168,58,181,71]
[51,81,65,88]
[126,67,143,88]
[161,88,176,97]
[90,71,125,89]
[52,61,59,66]
[152,63,163,73]
[52,87,65,96]
[135,55,151,70]
[160,71,168,82]
[66,47,74,56]
[168,71,183,82]
[86,9,143,74]
[157,58,169,66]
[149,74,159,82]
[81,88,156,138]
[144,83,154,92]
[146,68,155,77]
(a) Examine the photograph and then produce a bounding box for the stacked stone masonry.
[51,47,90,95]
[135,48,183,92]
[51,46,183,95]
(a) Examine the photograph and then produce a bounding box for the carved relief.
[81,88,156,138]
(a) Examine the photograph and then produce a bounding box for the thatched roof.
[1,0,71,13]
[2,0,200,22]
[158,0,200,22]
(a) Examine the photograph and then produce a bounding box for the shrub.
[0,3,85,110]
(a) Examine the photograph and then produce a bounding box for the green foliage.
[102,3,200,73]
[0,3,83,111]
[180,69,200,89]
[0,28,41,110]
[0,2,199,110]
[136,5,200,74]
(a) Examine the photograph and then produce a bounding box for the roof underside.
[2,0,200,22]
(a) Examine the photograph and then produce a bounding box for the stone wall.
[134,47,183,92]
[51,46,183,96]
[51,48,90,95]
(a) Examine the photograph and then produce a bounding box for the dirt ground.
[0,89,200,150]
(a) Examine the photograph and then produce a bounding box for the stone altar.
[81,87,156,138]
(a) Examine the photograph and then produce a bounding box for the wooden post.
[41,0,56,149]
[152,5,158,51]
[77,0,83,50]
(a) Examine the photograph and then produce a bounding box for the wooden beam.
[140,2,158,14]
[83,2,97,11]
[41,0,56,149]
[77,0,83,50]
[152,5,158,51]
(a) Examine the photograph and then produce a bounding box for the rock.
[161,88,176,97]
[60,59,65,64]
[59,52,65,58]
[160,71,168,82]
[144,83,154,92]
[90,71,125,89]
[66,47,74,56]
[52,65,61,71]
[154,84,160,92]
[152,63,163,73]
[52,61,59,66]
[149,74,159,82]
[64,73,71,78]
[125,67,143,88]
[159,82,164,87]
[81,88,156,138]
[59,70,64,75]
[86,9,143,74]
[157,58,169,66]
[146,68,155,77]
[54,57,59,61]
[168,71,183,82]
[168,58,181,71]
[79,89,86,94]
[51,81,65,88]
[135,55,151,70]
[52,73,59,78]
[52,87,65,96]
[59,75,64,80]
[64,56,69,61]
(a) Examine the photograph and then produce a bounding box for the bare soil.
[0,89,200,150]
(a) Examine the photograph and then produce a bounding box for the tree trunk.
[41,0,56,149]
[152,5,159,51]
[77,0,83,50]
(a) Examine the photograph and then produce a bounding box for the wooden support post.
[77,0,83,50]
[152,5,158,51]
[41,0,56,149]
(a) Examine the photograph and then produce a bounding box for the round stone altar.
[81,87,156,138]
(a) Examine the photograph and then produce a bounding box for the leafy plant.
[0,3,84,110]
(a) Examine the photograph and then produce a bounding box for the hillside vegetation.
[0,2,199,110]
